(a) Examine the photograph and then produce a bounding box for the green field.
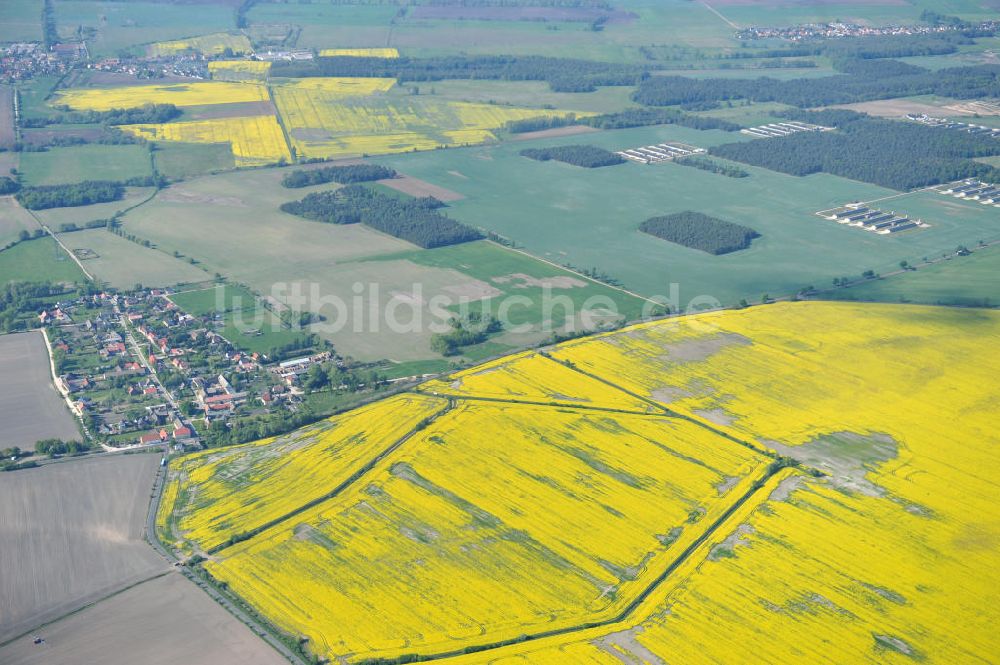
[19,144,152,186]
[52,1,235,57]
[824,244,1000,308]
[118,166,648,361]
[373,125,1000,309]
[0,236,86,284]
[153,142,235,181]
[0,197,37,248]
[0,0,41,42]
[57,228,207,289]
[169,284,259,317]
[15,76,61,121]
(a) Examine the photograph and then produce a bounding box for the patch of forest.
[674,156,749,178]
[710,114,1000,190]
[271,55,643,92]
[280,185,482,248]
[520,144,624,167]
[640,212,760,255]
[506,108,741,134]
[281,164,397,188]
[633,63,1000,108]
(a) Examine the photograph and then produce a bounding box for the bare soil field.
[509,125,600,141]
[0,197,37,248]
[0,572,287,665]
[0,454,164,642]
[0,332,80,450]
[831,98,975,117]
[0,85,15,149]
[378,174,465,201]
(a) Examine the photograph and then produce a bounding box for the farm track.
[535,352,784,462]
[355,466,799,664]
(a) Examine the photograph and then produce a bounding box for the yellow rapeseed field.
[208,60,272,82]
[52,81,269,111]
[271,82,588,159]
[418,350,653,411]
[121,115,291,166]
[162,302,1000,664]
[158,394,445,551]
[148,32,252,57]
[319,47,400,58]
[204,402,769,661]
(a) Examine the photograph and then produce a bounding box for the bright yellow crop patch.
[319,47,400,58]
[208,60,272,82]
[52,81,268,111]
[158,394,445,551]
[419,350,653,411]
[162,302,1000,664]
[204,402,768,661]
[148,32,252,57]
[271,82,588,159]
[121,115,290,166]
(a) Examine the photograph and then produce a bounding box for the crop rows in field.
[148,32,252,57]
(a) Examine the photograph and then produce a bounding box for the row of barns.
[907,114,1000,140]
[739,121,832,138]
[823,205,921,234]
[617,142,706,164]
[941,180,1000,206]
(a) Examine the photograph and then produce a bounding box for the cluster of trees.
[281,164,397,188]
[519,144,624,167]
[23,104,180,127]
[272,55,643,92]
[0,176,19,194]
[0,282,73,333]
[710,115,1000,190]
[640,212,760,255]
[431,313,503,356]
[281,185,482,248]
[583,107,741,131]
[16,175,160,210]
[505,108,741,134]
[12,129,145,152]
[632,63,1000,108]
[35,438,91,457]
[674,156,749,178]
[302,362,387,393]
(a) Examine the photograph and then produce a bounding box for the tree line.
[281,164,396,188]
[674,156,749,178]
[520,144,624,167]
[16,176,161,210]
[272,55,643,92]
[710,114,1000,190]
[280,185,483,248]
[22,103,181,128]
[640,212,760,255]
[505,107,742,134]
[633,63,1000,108]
